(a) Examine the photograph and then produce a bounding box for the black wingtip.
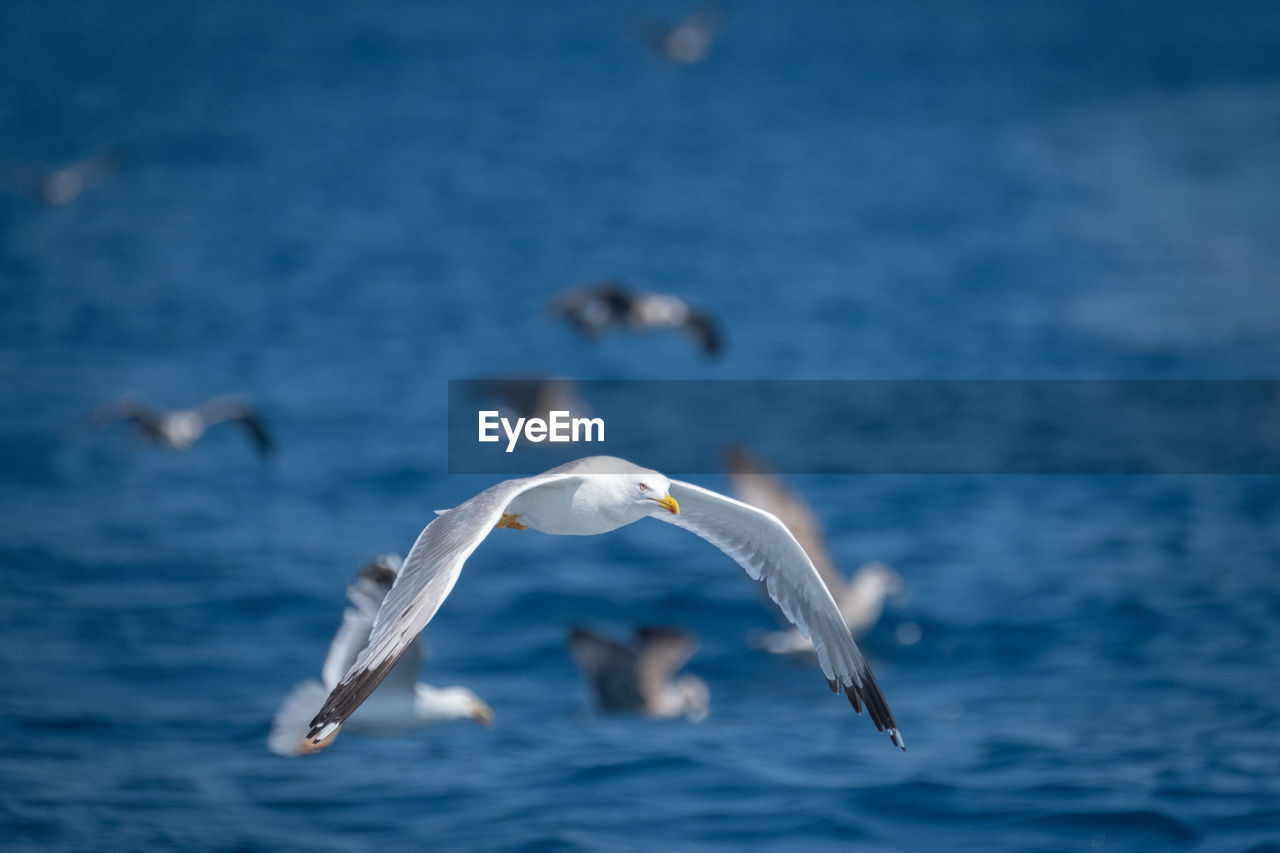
[840,670,905,752]
[305,657,398,741]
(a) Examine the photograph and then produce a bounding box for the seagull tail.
[267,680,331,757]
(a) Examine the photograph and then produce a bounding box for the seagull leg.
[495,513,528,530]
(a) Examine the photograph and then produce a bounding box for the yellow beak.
[654,494,680,515]
[474,704,495,726]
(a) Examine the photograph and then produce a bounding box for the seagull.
[477,377,591,423]
[87,395,274,457]
[268,554,494,756]
[636,5,724,64]
[725,447,904,654]
[301,456,903,753]
[552,281,723,357]
[568,626,709,721]
[2,147,127,206]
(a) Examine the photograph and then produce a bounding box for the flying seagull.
[301,456,903,753]
[552,280,723,357]
[87,395,274,457]
[568,625,709,721]
[636,5,724,64]
[2,147,127,206]
[268,554,493,756]
[476,377,591,423]
[725,446,904,653]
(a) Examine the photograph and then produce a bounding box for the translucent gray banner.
[448,380,1280,475]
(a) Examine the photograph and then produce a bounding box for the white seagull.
[552,281,724,357]
[268,554,493,756]
[87,395,274,457]
[636,6,724,64]
[3,147,127,206]
[568,625,710,721]
[725,447,904,654]
[301,456,904,753]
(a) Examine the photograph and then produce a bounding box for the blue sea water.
[3,1,1280,850]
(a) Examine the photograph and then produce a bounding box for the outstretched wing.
[634,626,700,705]
[320,555,421,693]
[267,680,329,757]
[83,397,165,440]
[682,311,723,357]
[303,472,583,748]
[655,480,904,749]
[567,627,644,712]
[723,446,844,601]
[195,396,274,456]
[551,281,632,336]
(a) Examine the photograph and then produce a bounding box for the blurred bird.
[552,280,723,357]
[268,555,494,756]
[568,625,709,721]
[476,376,591,423]
[724,446,904,653]
[636,5,724,64]
[2,147,127,206]
[87,395,274,457]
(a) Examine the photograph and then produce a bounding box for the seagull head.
[632,473,679,515]
[674,675,710,722]
[469,696,495,727]
[855,563,905,598]
[418,686,494,726]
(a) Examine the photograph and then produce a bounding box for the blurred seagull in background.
[268,554,493,757]
[477,376,592,423]
[87,394,275,457]
[568,625,709,721]
[636,5,724,64]
[552,280,723,357]
[725,447,905,654]
[2,146,127,206]
[301,456,903,753]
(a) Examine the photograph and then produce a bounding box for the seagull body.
[637,6,724,64]
[88,395,274,457]
[2,147,126,206]
[568,626,709,721]
[479,377,590,424]
[725,447,904,654]
[552,281,723,357]
[268,555,492,757]
[302,456,903,753]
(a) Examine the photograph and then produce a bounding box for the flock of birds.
[81,382,908,754]
[296,455,907,754]
[2,7,726,209]
[41,3,912,760]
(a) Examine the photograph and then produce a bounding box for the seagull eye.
[638,483,649,492]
